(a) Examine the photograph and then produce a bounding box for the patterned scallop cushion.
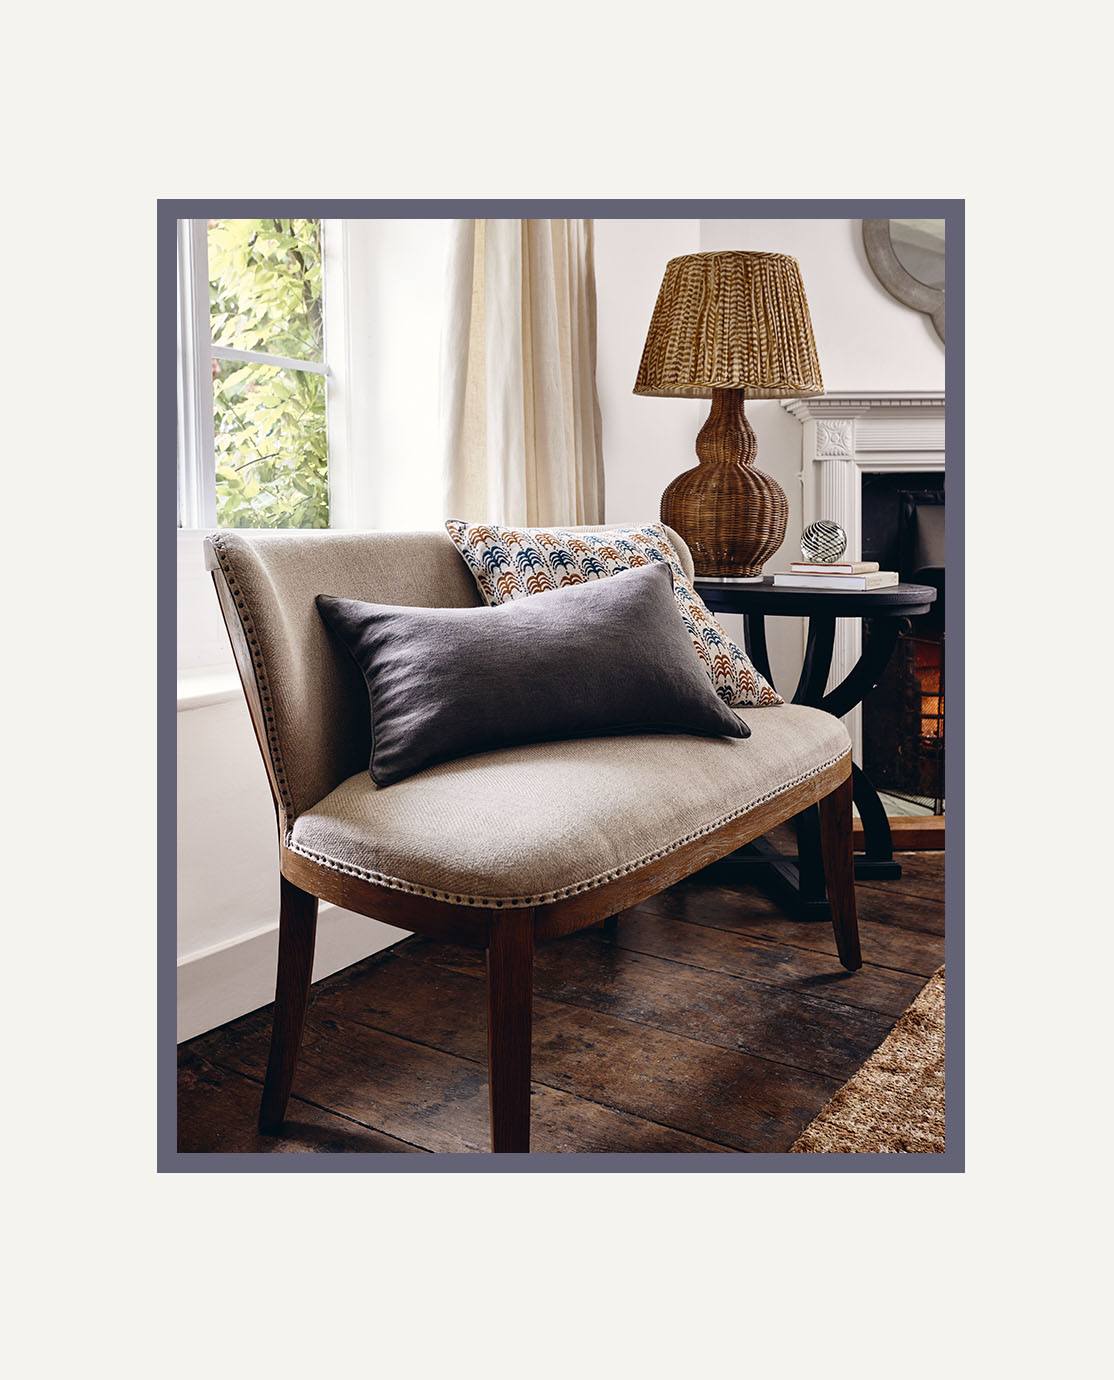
[445,520,783,708]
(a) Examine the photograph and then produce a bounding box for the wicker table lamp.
[634,251,824,579]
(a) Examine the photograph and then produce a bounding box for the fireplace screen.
[860,477,945,816]
[864,631,945,813]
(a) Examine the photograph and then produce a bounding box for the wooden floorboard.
[194,1003,728,1153]
[179,849,944,1155]
[858,850,945,902]
[636,882,944,974]
[177,1049,423,1154]
[690,855,946,930]
[601,910,926,1017]
[311,954,841,1151]
[402,936,894,1082]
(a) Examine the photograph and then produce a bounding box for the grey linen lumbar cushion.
[316,561,748,786]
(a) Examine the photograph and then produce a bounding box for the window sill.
[178,667,240,712]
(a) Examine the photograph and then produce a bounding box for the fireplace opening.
[916,638,944,740]
[861,473,945,815]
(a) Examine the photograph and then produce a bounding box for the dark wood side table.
[695,576,938,920]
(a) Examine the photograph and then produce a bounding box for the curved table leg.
[818,619,903,720]
[743,613,775,687]
[734,612,906,913]
[793,616,836,707]
[792,616,837,903]
[851,761,901,880]
[794,803,825,902]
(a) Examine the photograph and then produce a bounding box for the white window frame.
[176,217,340,530]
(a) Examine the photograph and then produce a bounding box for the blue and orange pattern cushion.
[445,520,783,708]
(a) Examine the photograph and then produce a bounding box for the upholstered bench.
[206,527,859,1153]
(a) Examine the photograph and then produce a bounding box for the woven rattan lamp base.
[661,389,789,579]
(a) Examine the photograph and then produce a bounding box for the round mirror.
[890,219,945,290]
[863,219,945,342]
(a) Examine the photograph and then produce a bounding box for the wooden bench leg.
[259,876,319,1133]
[486,911,535,1152]
[601,914,620,940]
[818,773,863,972]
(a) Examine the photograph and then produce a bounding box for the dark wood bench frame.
[212,567,861,1154]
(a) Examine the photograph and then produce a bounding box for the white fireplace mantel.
[780,391,945,761]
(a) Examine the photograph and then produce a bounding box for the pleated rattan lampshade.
[634,252,824,399]
[634,251,824,578]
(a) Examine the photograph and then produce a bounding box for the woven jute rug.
[791,966,945,1153]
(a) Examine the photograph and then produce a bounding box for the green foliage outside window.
[208,219,329,528]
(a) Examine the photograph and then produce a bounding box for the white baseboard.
[177,903,410,1042]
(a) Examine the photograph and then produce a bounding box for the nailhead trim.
[286,749,851,909]
[209,533,297,837]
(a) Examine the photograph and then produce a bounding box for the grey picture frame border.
[863,218,946,342]
[159,196,964,1175]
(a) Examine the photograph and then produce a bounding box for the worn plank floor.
[179,850,945,1154]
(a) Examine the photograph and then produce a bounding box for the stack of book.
[772,560,898,591]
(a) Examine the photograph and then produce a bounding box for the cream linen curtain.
[441,219,605,526]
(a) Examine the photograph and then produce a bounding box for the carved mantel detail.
[780,391,945,761]
[815,419,855,458]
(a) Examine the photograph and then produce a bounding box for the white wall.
[698,219,944,386]
[595,219,702,525]
[594,218,945,689]
[176,676,409,1040]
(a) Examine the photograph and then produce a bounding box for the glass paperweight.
[801,519,847,564]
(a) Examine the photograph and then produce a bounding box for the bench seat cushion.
[288,704,850,908]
